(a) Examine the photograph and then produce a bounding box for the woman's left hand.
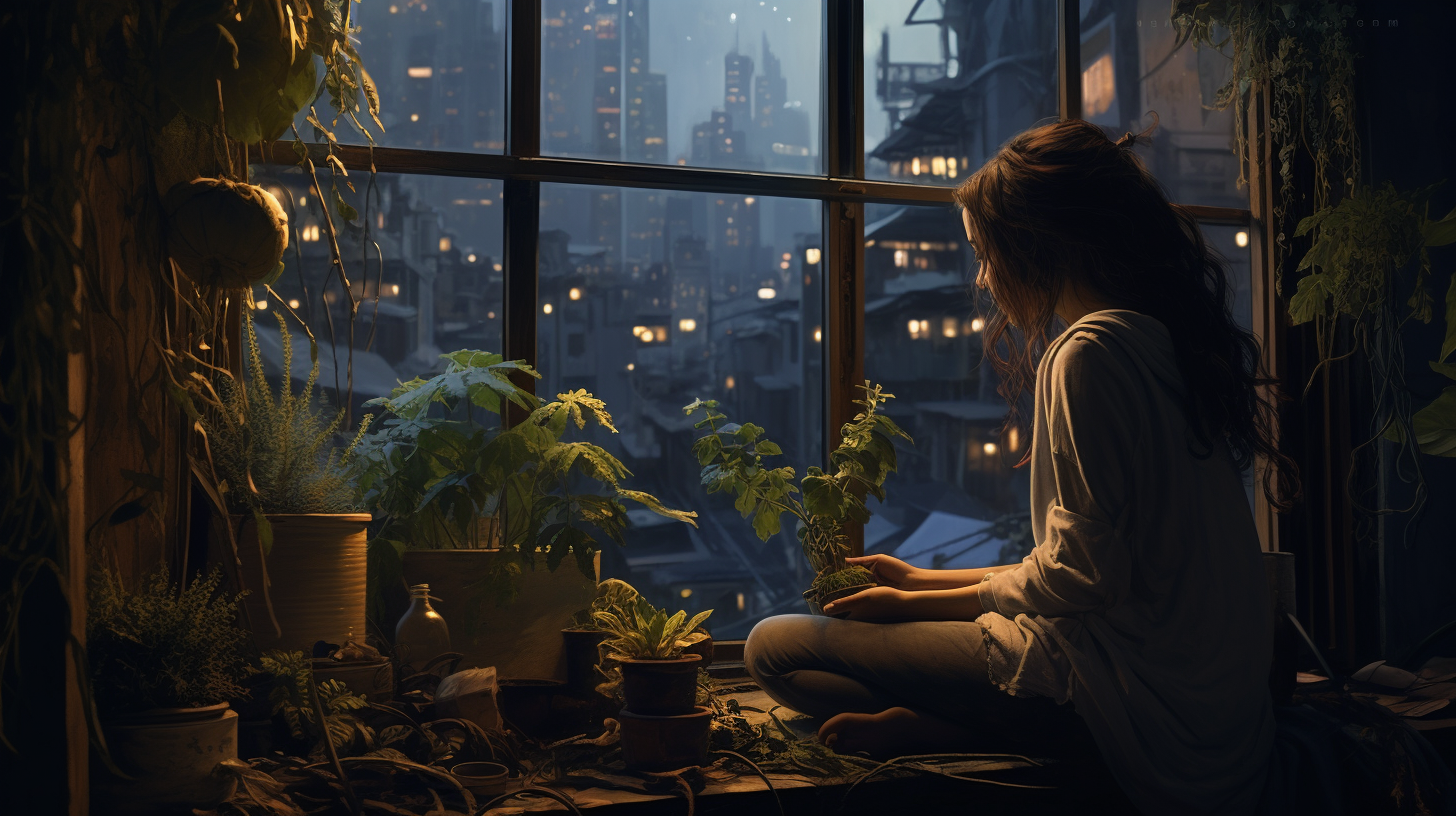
[822,586,918,621]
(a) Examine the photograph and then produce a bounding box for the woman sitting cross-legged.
[743,118,1299,816]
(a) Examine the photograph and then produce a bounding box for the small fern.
[259,650,370,753]
[86,566,252,714]
[206,310,371,515]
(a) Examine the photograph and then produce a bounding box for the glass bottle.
[395,584,451,669]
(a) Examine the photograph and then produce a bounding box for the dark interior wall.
[1355,0,1456,665]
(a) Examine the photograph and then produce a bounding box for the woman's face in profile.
[962,209,991,295]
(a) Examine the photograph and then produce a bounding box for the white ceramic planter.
[94,703,239,814]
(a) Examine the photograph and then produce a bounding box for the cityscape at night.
[254,0,1251,637]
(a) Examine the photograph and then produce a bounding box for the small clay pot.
[451,761,509,797]
[619,706,713,771]
[95,703,239,814]
[618,655,702,716]
[802,588,824,616]
[818,583,875,619]
[682,628,714,665]
[497,678,567,738]
[561,628,607,698]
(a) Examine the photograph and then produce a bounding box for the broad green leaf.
[1431,361,1456,381]
[616,489,698,527]
[1287,274,1329,325]
[1412,386,1456,456]
[1424,204,1456,247]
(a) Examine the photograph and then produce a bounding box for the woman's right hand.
[845,554,924,590]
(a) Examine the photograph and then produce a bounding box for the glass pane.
[342,1,506,152]
[252,168,504,412]
[1080,2,1245,208]
[865,1,1060,185]
[538,183,823,637]
[861,203,1026,565]
[542,1,823,173]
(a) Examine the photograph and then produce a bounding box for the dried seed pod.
[165,178,288,289]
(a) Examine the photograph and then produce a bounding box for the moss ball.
[165,178,289,289]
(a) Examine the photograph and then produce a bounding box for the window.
[273,1,1262,635]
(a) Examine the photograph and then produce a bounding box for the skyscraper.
[724,49,754,138]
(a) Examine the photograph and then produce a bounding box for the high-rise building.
[623,0,667,163]
[543,0,595,155]
[724,49,754,136]
[591,3,622,158]
[353,0,503,152]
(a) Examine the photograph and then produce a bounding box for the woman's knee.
[744,614,815,682]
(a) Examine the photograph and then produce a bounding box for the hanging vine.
[0,0,383,758]
[1172,0,1360,289]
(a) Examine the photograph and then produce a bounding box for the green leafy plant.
[1172,0,1359,281]
[86,566,252,714]
[568,578,642,630]
[259,650,370,755]
[353,350,697,616]
[683,382,913,599]
[593,596,712,661]
[205,310,371,520]
[1284,183,1456,520]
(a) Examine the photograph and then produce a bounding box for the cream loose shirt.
[977,310,1273,815]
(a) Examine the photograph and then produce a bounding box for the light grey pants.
[743,614,1092,754]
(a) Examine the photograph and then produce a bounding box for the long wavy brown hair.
[953,118,1299,510]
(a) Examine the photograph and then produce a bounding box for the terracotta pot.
[618,706,713,771]
[683,629,714,665]
[94,703,239,814]
[215,513,370,652]
[561,628,607,697]
[817,583,876,619]
[451,761,509,797]
[401,550,597,679]
[619,655,702,716]
[497,678,567,739]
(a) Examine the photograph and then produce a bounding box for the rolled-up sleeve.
[982,333,1140,619]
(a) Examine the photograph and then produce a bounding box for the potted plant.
[200,309,373,651]
[352,350,697,678]
[562,578,641,698]
[87,566,252,814]
[592,594,714,771]
[682,382,913,615]
[593,595,712,717]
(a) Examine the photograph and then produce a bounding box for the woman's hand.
[822,586,918,621]
[845,554,924,590]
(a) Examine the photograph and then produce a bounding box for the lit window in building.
[1082,53,1115,117]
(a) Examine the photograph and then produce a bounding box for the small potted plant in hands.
[87,566,252,814]
[593,594,714,771]
[683,382,913,616]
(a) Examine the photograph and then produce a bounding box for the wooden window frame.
[265,0,1266,555]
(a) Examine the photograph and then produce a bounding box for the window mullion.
[503,0,541,415]
[1058,0,1082,120]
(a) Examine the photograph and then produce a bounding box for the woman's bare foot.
[818,706,974,758]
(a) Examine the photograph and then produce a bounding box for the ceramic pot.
[817,583,876,619]
[683,628,714,665]
[561,628,607,697]
[402,550,596,678]
[802,588,824,616]
[312,657,394,701]
[618,706,713,771]
[619,655,702,716]
[216,513,370,652]
[497,678,567,738]
[94,703,239,814]
[451,761,509,797]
